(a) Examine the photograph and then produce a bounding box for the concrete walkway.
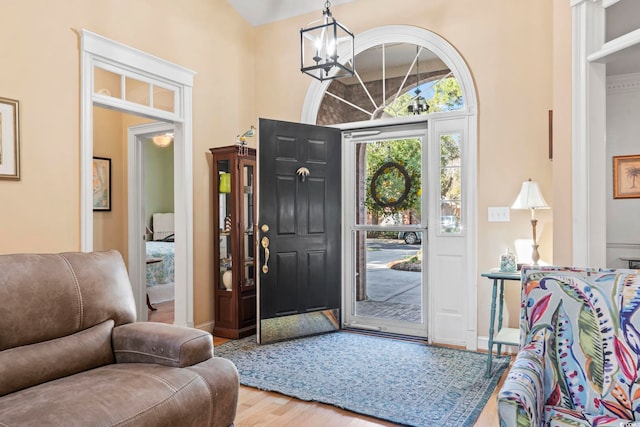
[355,239,422,323]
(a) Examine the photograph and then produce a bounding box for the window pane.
[440,133,461,234]
[94,67,121,98]
[317,42,464,126]
[125,77,150,107]
[153,85,175,113]
[353,231,423,323]
[355,138,422,226]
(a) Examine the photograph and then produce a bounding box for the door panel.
[427,119,469,346]
[258,118,342,344]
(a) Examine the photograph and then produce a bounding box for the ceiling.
[226,0,355,27]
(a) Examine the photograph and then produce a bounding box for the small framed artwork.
[0,97,20,180]
[613,154,640,199]
[93,157,111,211]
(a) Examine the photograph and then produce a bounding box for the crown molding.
[607,72,640,94]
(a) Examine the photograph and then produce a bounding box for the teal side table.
[481,270,521,377]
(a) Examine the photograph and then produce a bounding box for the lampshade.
[152,133,173,148]
[511,179,549,210]
[300,1,354,82]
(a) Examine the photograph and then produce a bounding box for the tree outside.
[363,77,463,228]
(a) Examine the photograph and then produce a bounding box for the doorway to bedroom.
[141,125,176,321]
[130,121,177,323]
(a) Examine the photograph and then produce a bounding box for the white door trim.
[571,0,607,267]
[80,30,196,327]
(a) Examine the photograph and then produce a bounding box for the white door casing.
[80,30,196,327]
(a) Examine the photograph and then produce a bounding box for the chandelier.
[300,1,355,82]
[407,46,429,115]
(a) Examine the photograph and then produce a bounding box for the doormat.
[215,332,509,427]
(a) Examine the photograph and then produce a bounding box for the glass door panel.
[242,163,255,289]
[354,231,423,323]
[355,139,422,226]
[217,159,232,291]
[439,133,462,234]
[348,134,427,337]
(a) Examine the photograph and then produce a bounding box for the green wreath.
[370,161,411,208]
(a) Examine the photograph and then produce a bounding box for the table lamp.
[511,179,550,265]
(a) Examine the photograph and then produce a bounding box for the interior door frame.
[127,122,175,321]
[80,30,196,327]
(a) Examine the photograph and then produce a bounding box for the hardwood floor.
[150,302,504,426]
[146,300,174,324]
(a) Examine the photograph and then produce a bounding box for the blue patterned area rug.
[215,332,509,427]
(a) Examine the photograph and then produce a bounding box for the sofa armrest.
[497,332,547,427]
[188,357,240,426]
[112,322,213,367]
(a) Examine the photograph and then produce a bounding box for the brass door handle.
[261,236,270,274]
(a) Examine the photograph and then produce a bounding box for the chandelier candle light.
[511,179,550,265]
[300,1,354,82]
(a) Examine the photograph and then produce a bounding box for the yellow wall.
[93,107,153,264]
[552,0,574,265]
[0,0,572,339]
[93,107,127,259]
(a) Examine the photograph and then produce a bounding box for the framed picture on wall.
[93,157,111,211]
[0,97,20,180]
[613,154,640,199]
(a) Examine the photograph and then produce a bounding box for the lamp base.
[531,244,540,266]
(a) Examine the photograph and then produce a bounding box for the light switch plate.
[488,207,510,222]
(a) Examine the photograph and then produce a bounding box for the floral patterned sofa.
[498,266,640,427]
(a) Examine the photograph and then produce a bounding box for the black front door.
[258,118,342,343]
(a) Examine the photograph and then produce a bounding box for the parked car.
[398,231,422,245]
[398,216,460,244]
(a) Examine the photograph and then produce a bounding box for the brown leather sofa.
[0,250,239,427]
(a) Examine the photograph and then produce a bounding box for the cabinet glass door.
[217,159,232,291]
[242,163,255,289]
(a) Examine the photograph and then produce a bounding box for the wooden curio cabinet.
[210,145,256,339]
